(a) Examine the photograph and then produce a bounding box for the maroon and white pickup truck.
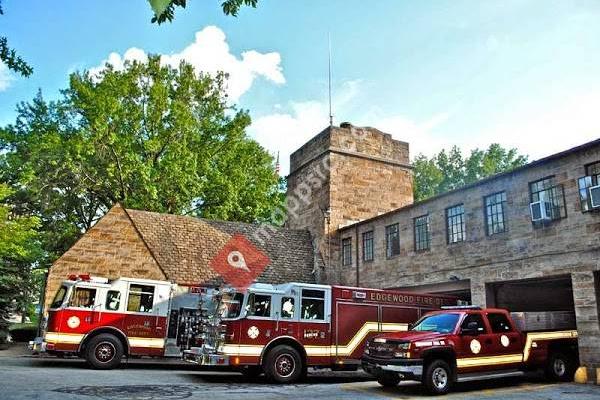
[361,306,578,395]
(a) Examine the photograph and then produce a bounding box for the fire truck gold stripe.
[45,332,164,348]
[220,322,408,358]
[456,354,523,368]
[522,330,577,362]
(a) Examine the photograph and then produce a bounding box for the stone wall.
[44,204,166,310]
[334,141,600,378]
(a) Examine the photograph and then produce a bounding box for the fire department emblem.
[470,339,482,354]
[501,335,510,347]
[210,234,271,290]
[247,326,260,339]
[67,316,80,329]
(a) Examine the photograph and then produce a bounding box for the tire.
[545,351,576,382]
[84,333,124,370]
[241,365,263,379]
[376,371,401,387]
[423,359,453,395]
[264,345,303,383]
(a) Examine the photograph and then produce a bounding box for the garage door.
[486,275,573,312]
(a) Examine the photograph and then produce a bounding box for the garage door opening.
[389,280,471,304]
[486,275,574,312]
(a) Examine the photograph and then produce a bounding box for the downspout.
[355,224,360,287]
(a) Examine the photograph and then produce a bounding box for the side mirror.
[461,321,479,336]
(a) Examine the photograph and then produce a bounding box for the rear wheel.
[84,333,123,370]
[264,345,303,383]
[376,371,401,387]
[423,359,452,395]
[545,351,576,382]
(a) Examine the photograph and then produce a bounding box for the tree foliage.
[413,144,528,202]
[0,1,33,77]
[149,0,259,24]
[0,56,282,265]
[0,184,41,344]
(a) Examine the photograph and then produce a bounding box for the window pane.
[484,192,507,236]
[51,286,68,309]
[342,238,352,266]
[281,297,295,319]
[386,224,400,257]
[127,284,155,313]
[301,298,325,320]
[69,287,97,308]
[461,314,487,334]
[362,230,374,261]
[488,313,513,333]
[106,290,121,311]
[446,205,465,243]
[247,293,271,317]
[414,215,430,251]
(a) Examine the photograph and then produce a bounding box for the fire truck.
[31,274,213,369]
[182,282,457,383]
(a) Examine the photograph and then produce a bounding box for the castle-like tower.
[286,123,413,283]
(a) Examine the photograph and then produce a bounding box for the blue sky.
[1,0,600,174]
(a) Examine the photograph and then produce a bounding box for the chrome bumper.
[362,356,424,379]
[183,347,229,366]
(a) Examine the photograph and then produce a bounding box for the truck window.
[69,287,97,308]
[461,314,487,334]
[247,294,271,317]
[106,290,121,311]
[301,289,325,320]
[50,285,68,309]
[281,297,295,319]
[220,293,244,318]
[127,284,155,313]
[487,313,513,333]
[413,313,459,333]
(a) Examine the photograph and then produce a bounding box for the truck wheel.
[545,352,576,382]
[84,333,123,370]
[377,371,401,387]
[423,360,452,395]
[264,345,303,383]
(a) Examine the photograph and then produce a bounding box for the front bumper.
[361,355,423,380]
[183,347,229,366]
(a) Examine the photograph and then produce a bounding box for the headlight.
[394,342,411,358]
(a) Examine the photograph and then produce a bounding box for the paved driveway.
[1,355,599,400]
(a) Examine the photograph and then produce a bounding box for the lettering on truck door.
[300,288,331,364]
[123,283,165,355]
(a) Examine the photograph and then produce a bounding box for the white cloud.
[90,26,284,101]
[0,62,14,92]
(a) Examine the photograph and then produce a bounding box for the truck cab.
[362,306,578,395]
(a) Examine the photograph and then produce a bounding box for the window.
[414,215,430,251]
[484,192,507,236]
[69,287,97,308]
[487,313,513,333]
[50,285,68,309]
[281,297,295,319]
[362,231,374,261]
[342,237,352,266]
[446,204,465,243]
[105,290,121,311]
[301,289,325,320]
[529,176,566,221]
[220,292,244,319]
[247,293,271,317]
[385,223,400,258]
[578,161,600,212]
[127,284,155,313]
[461,314,487,334]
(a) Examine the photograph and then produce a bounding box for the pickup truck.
[361,306,578,395]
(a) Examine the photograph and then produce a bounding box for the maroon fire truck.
[183,282,456,383]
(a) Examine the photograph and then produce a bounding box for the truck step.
[456,370,525,383]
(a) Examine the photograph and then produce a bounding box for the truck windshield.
[219,292,244,319]
[50,285,68,309]
[412,313,460,334]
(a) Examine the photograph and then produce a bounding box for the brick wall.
[44,204,166,310]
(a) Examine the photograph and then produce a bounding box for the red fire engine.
[183,282,457,383]
[31,274,211,369]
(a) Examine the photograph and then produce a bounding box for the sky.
[1,0,600,175]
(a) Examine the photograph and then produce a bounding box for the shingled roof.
[124,208,316,286]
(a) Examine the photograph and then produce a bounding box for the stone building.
[44,204,316,310]
[287,124,600,380]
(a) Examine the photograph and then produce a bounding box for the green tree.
[0,1,32,77]
[0,56,282,265]
[413,144,528,202]
[149,0,259,24]
[0,184,41,345]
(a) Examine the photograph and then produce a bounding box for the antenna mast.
[328,32,333,127]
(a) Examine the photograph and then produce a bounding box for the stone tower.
[286,123,413,283]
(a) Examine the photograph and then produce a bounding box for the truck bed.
[510,311,576,332]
